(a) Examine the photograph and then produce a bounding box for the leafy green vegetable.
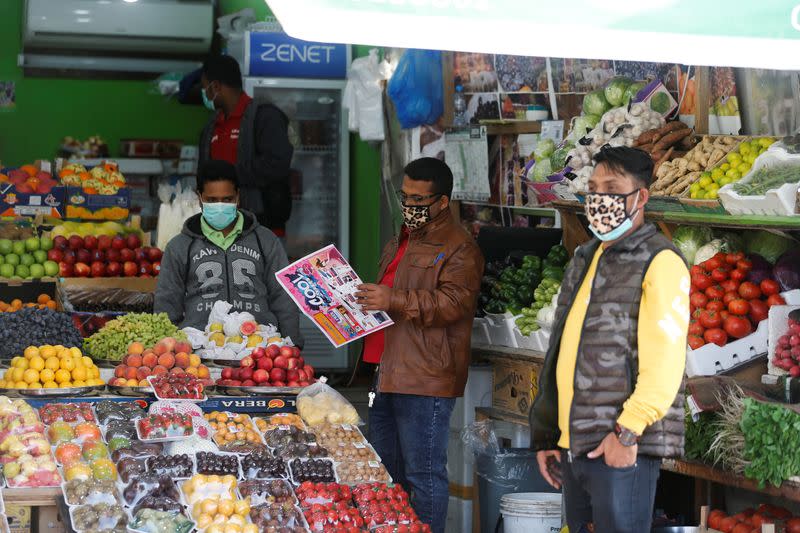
[733,164,800,196]
[534,138,556,161]
[604,77,633,107]
[741,398,800,488]
[672,226,713,264]
[744,230,796,264]
[622,81,647,106]
[583,89,611,117]
[684,405,719,461]
[531,159,553,183]
[550,141,575,170]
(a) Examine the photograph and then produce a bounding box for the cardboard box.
[37,506,64,533]
[0,279,60,308]
[0,184,65,218]
[61,276,158,293]
[64,187,130,220]
[492,357,542,417]
[6,505,30,533]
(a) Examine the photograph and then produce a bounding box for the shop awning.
[266,0,800,70]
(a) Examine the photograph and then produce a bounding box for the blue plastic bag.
[387,49,443,129]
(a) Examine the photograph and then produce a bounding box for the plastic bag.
[296,378,362,426]
[387,49,443,129]
[343,48,392,142]
[462,420,542,491]
[129,508,194,533]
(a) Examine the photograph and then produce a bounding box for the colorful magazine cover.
[275,245,394,347]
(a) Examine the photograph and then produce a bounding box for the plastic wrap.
[205,412,264,451]
[117,457,148,484]
[122,472,182,508]
[38,403,96,425]
[240,450,288,480]
[181,474,238,504]
[95,400,146,426]
[311,424,367,448]
[156,181,201,250]
[49,422,102,447]
[128,508,194,533]
[63,478,121,506]
[0,430,51,462]
[296,380,362,427]
[343,48,390,142]
[256,413,305,432]
[239,479,297,506]
[146,454,193,479]
[104,420,136,443]
[69,503,126,532]
[294,482,352,508]
[3,451,61,487]
[334,461,391,484]
[110,441,163,463]
[264,426,316,449]
[273,442,329,461]
[249,504,307,532]
[54,443,83,466]
[289,458,336,484]
[462,420,540,490]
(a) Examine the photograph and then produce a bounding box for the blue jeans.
[368,392,455,533]
[562,451,661,533]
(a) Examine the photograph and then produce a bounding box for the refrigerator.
[240,30,351,370]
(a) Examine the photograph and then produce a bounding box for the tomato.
[711,268,730,282]
[724,316,753,339]
[692,273,714,291]
[723,291,739,306]
[690,265,706,277]
[719,516,738,532]
[720,310,731,322]
[731,523,751,533]
[688,335,706,350]
[730,269,747,282]
[690,292,708,309]
[749,300,769,324]
[767,294,787,307]
[704,256,724,271]
[738,282,761,300]
[760,279,780,296]
[706,285,725,300]
[785,517,800,533]
[708,511,726,530]
[688,321,705,337]
[751,514,771,528]
[700,310,723,329]
[720,279,739,293]
[707,300,725,312]
[704,328,728,347]
[770,506,792,520]
[728,299,751,316]
[736,259,753,272]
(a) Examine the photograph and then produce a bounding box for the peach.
[125,378,138,387]
[186,367,199,377]
[112,377,127,387]
[175,341,192,354]
[114,366,127,379]
[153,342,168,356]
[161,337,177,352]
[169,367,184,375]
[125,367,138,380]
[142,348,155,357]
[138,379,149,387]
[136,366,152,380]
[152,365,168,376]
[127,342,145,356]
[198,365,210,379]
[175,352,191,369]
[189,353,201,368]
[142,353,158,368]
[157,353,175,369]
[126,354,142,368]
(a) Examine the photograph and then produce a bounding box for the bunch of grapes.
[83,313,184,361]
[0,308,82,358]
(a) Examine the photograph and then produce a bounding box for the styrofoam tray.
[484,313,518,348]
[136,418,194,443]
[718,150,800,216]
[471,318,490,346]
[685,318,769,377]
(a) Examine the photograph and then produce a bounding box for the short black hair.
[403,157,454,199]
[201,55,243,90]
[197,160,239,193]
[593,146,653,187]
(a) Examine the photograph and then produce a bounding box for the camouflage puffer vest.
[530,223,685,458]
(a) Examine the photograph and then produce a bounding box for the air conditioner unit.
[22,0,213,58]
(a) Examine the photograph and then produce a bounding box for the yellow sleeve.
[617,250,690,435]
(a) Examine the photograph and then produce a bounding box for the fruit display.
[0,308,83,359]
[136,413,194,441]
[181,474,239,505]
[123,472,183,508]
[256,413,306,433]
[312,425,367,448]
[239,479,297,506]
[706,505,796,532]
[59,162,126,195]
[63,478,121,506]
[147,454,194,478]
[352,483,418,530]
[690,137,777,199]
[241,450,288,479]
[290,459,336,484]
[118,457,148,484]
[303,503,364,533]
[110,441,163,463]
[0,294,57,313]
[83,313,184,362]
[193,304,282,360]
[0,165,58,194]
[48,233,162,279]
[249,503,307,532]
[515,277,561,336]
[38,402,95,424]
[264,426,317,449]
[2,449,61,487]
[216,344,315,388]
[54,442,82,466]
[204,412,264,451]
[0,236,57,280]
[650,135,738,197]
[0,345,103,390]
[297,387,361,427]
[110,337,210,389]
[70,503,127,532]
[107,436,131,453]
[373,524,431,533]
[274,442,330,461]
[328,442,379,463]
[196,452,240,477]
[688,251,785,350]
[95,400,146,425]
[295,482,352,507]
[149,373,206,400]
[129,509,195,533]
[336,462,391,485]
[50,221,138,239]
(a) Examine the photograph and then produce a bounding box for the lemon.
[29,356,45,371]
[706,190,719,199]
[60,358,75,372]
[698,176,712,188]
[13,381,27,389]
[737,162,751,174]
[72,380,86,388]
[0,380,6,388]
[72,367,87,382]
[70,347,82,358]
[40,346,56,359]
[739,142,751,154]
[28,383,42,389]
[43,381,58,389]
[23,347,39,359]
[58,349,71,360]
[39,369,55,383]
[45,357,59,371]
[760,137,775,147]
[88,367,100,379]
[16,359,28,371]
[55,369,71,384]
[10,368,24,383]
[23,369,39,384]
[720,163,731,172]
[9,357,20,369]
[727,152,742,164]
[81,356,93,368]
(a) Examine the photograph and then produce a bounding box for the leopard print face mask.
[584,190,640,241]
[402,204,433,230]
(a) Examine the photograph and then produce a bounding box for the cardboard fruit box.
[0,161,65,218]
[0,279,61,310]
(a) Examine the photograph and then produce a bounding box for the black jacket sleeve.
[252,105,294,188]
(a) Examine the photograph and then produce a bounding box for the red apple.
[273,356,289,370]
[256,357,273,371]
[146,247,163,262]
[229,380,242,386]
[76,249,91,264]
[240,356,254,368]
[53,235,68,250]
[221,368,233,380]
[68,235,84,251]
[58,262,74,277]
[83,235,98,250]
[111,236,125,250]
[62,250,76,265]
[123,261,138,277]
[152,261,161,276]
[286,369,300,382]
[90,261,106,278]
[253,369,269,384]
[272,381,286,387]
[296,356,304,368]
[304,364,315,379]
[270,368,286,382]
[242,379,256,387]
[296,368,308,381]
[134,248,147,262]
[138,261,152,276]
[126,234,142,250]
[287,381,301,387]
[266,345,280,359]
[298,381,310,387]
[279,346,294,358]
[292,347,302,358]
[106,262,122,276]
[106,248,121,262]
[251,347,266,360]
[97,235,112,251]
[120,248,135,262]
[287,358,301,371]
[91,249,105,263]
[74,263,90,277]
[240,368,254,381]
[47,249,63,262]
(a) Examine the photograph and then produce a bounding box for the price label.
[353,442,366,449]
[368,461,380,469]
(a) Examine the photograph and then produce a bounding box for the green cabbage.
[672,226,713,264]
[570,114,600,141]
[534,138,556,161]
[531,159,553,183]
[744,230,796,264]
[583,89,611,116]
[623,81,647,105]
[550,141,574,170]
[604,77,633,107]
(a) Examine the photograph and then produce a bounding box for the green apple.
[15,265,30,279]
[19,254,34,267]
[43,261,58,277]
[32,250,47,264]
[29,264,44,279]
[39,236,53,251]
[24,237,40,252]
[0,264,13,278]
[4,254,19,267]
[0,240,10,255]
[11,241,25,256]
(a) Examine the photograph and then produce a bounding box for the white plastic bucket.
[500,492,562,533]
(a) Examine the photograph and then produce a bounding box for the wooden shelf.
[483,121,542,136]
[2,487,61,506]
[472,344,545,363]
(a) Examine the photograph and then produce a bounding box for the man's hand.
[536,450,562,490]
[587,432,637,468]
[355,284,393,312]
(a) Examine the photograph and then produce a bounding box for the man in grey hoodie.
[154,160,303,346]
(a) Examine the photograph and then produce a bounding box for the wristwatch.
[615,424,639,447]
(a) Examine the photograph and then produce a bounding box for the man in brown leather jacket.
[356,157,483,533]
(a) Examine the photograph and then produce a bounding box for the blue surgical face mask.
[202,202,238,230]
[584,190,641,242]
[202,86,217,111]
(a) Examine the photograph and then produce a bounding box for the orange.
[72,380,86,387]
[23,347,39,359]
[39,369,55,383]
[29,356,44,371]
[20,164,38,177]
[81,356,93,368]
[13,381,27,389]
[88,367,99,379]
[40,346,56,359]
[10,368,24,383]
[71,367,87,382]
[60,358,75,371]
[45,357,59,371]
[58,349,71,360]
[16,358,28,371]
[43,381,58,389]
[189,354,201,368]
[28,383,42,389]
[55,369,71,384]
[70,347,82,358]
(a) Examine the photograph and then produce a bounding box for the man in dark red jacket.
[198,55,294,238]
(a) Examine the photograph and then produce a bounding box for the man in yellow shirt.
[530,146,690,533]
